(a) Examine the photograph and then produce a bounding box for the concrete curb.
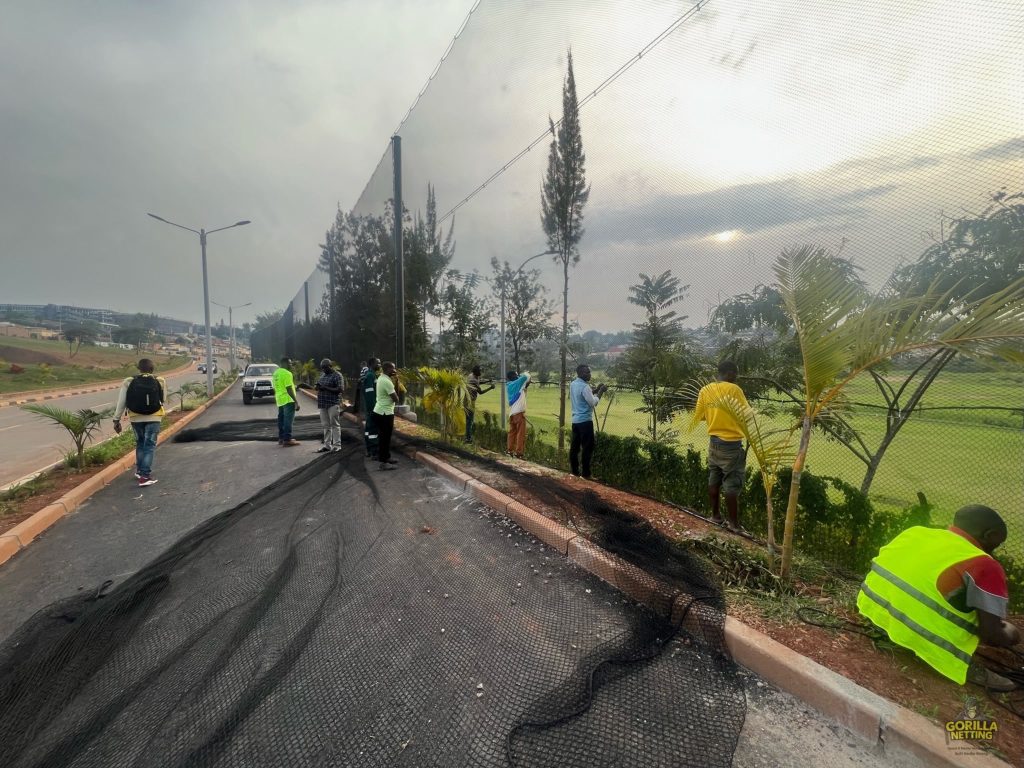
[409,445,1005,768]
[0,358,197,408]
[0,381,237,569]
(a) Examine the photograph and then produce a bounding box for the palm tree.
[22,405,110,470]
[774,245,1024,578]
[406,367,470,442]
[621,270,693,443]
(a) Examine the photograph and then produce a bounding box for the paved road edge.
[396,433,1004,768]
[0,382,236,566]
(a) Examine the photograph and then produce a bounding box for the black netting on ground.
[173,416,338,444]
[0,419,744,767]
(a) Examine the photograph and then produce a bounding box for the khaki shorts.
[708,438,746,494]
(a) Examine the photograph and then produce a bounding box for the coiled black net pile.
[0,418,745,767]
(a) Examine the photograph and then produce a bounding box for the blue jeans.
[131,421,161,479]
[278,402,296,441]
[465,409,475,442]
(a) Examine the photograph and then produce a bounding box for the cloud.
[972,136,1024,162]
[586,180,899,246]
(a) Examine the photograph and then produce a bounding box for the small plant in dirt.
[688,535,793,595]
[169,382,204,411]
[21,404,110,470]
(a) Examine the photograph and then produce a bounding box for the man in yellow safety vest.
[857,504,1021,691]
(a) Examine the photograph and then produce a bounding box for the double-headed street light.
[147,213,250,397]
[212,300,251,373]
[500,250,557,426]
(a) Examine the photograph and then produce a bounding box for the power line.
[437,0,711,224]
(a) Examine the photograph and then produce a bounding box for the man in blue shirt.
[569,364,607,478]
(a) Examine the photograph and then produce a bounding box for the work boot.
[967,661,1016,692]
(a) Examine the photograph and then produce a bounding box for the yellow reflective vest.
[857,526,981,684]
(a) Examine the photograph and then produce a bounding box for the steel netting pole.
[392,135,404,368]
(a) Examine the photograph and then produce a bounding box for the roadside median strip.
[0,358,197,409]
[0,382,237,568]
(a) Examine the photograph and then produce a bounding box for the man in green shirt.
[272,356,301,446]
[373,361,400,470]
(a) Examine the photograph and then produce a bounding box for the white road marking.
[0,424,22,432]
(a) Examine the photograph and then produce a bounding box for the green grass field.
[0,336,189,394]
[474,371,1024,555]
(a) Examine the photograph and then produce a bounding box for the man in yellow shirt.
[692,360,749,531]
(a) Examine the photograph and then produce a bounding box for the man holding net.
[465,364,494,444]
[569,364,607,479]
[359,359,380,459]
[692,360,749,532]
[374,361,400,471]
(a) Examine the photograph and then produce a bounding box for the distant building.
[0,304,194,336]
[0,321,58,340]
[605,344,629,361]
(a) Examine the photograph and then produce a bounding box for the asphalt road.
[0,395,929,767]
[0,365,213,488]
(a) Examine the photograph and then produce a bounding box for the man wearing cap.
[857,504,1022,691]
[359,359,381,459]
[314,358,344,453]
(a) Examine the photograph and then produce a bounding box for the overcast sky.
[1,0,472,326]
[3,1,1022,331]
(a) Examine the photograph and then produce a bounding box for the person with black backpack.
[113,359,167,487]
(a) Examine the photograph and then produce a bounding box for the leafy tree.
[715,192,1024,498]
[771,245,1024,578]
[318,207,396,371]
[112,325,152,352]
[62,321,99,358]
[856,190,1024,494]
[541,49,590,450]
[490,257,556,370]
[615,271,701,443]
[407,184,455,337]
[253,309,284,330]
[437,272,491,370]
[22,405,110,469]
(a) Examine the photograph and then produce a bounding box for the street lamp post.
[212,300,251,372]
[499,250,556,427]
[147,214,250,397]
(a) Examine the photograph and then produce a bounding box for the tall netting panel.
[367,0,1024,571]
[245,1,1023,574]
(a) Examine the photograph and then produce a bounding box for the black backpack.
[126,376,163,414]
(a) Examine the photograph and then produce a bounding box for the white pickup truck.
[241,363,278,404]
